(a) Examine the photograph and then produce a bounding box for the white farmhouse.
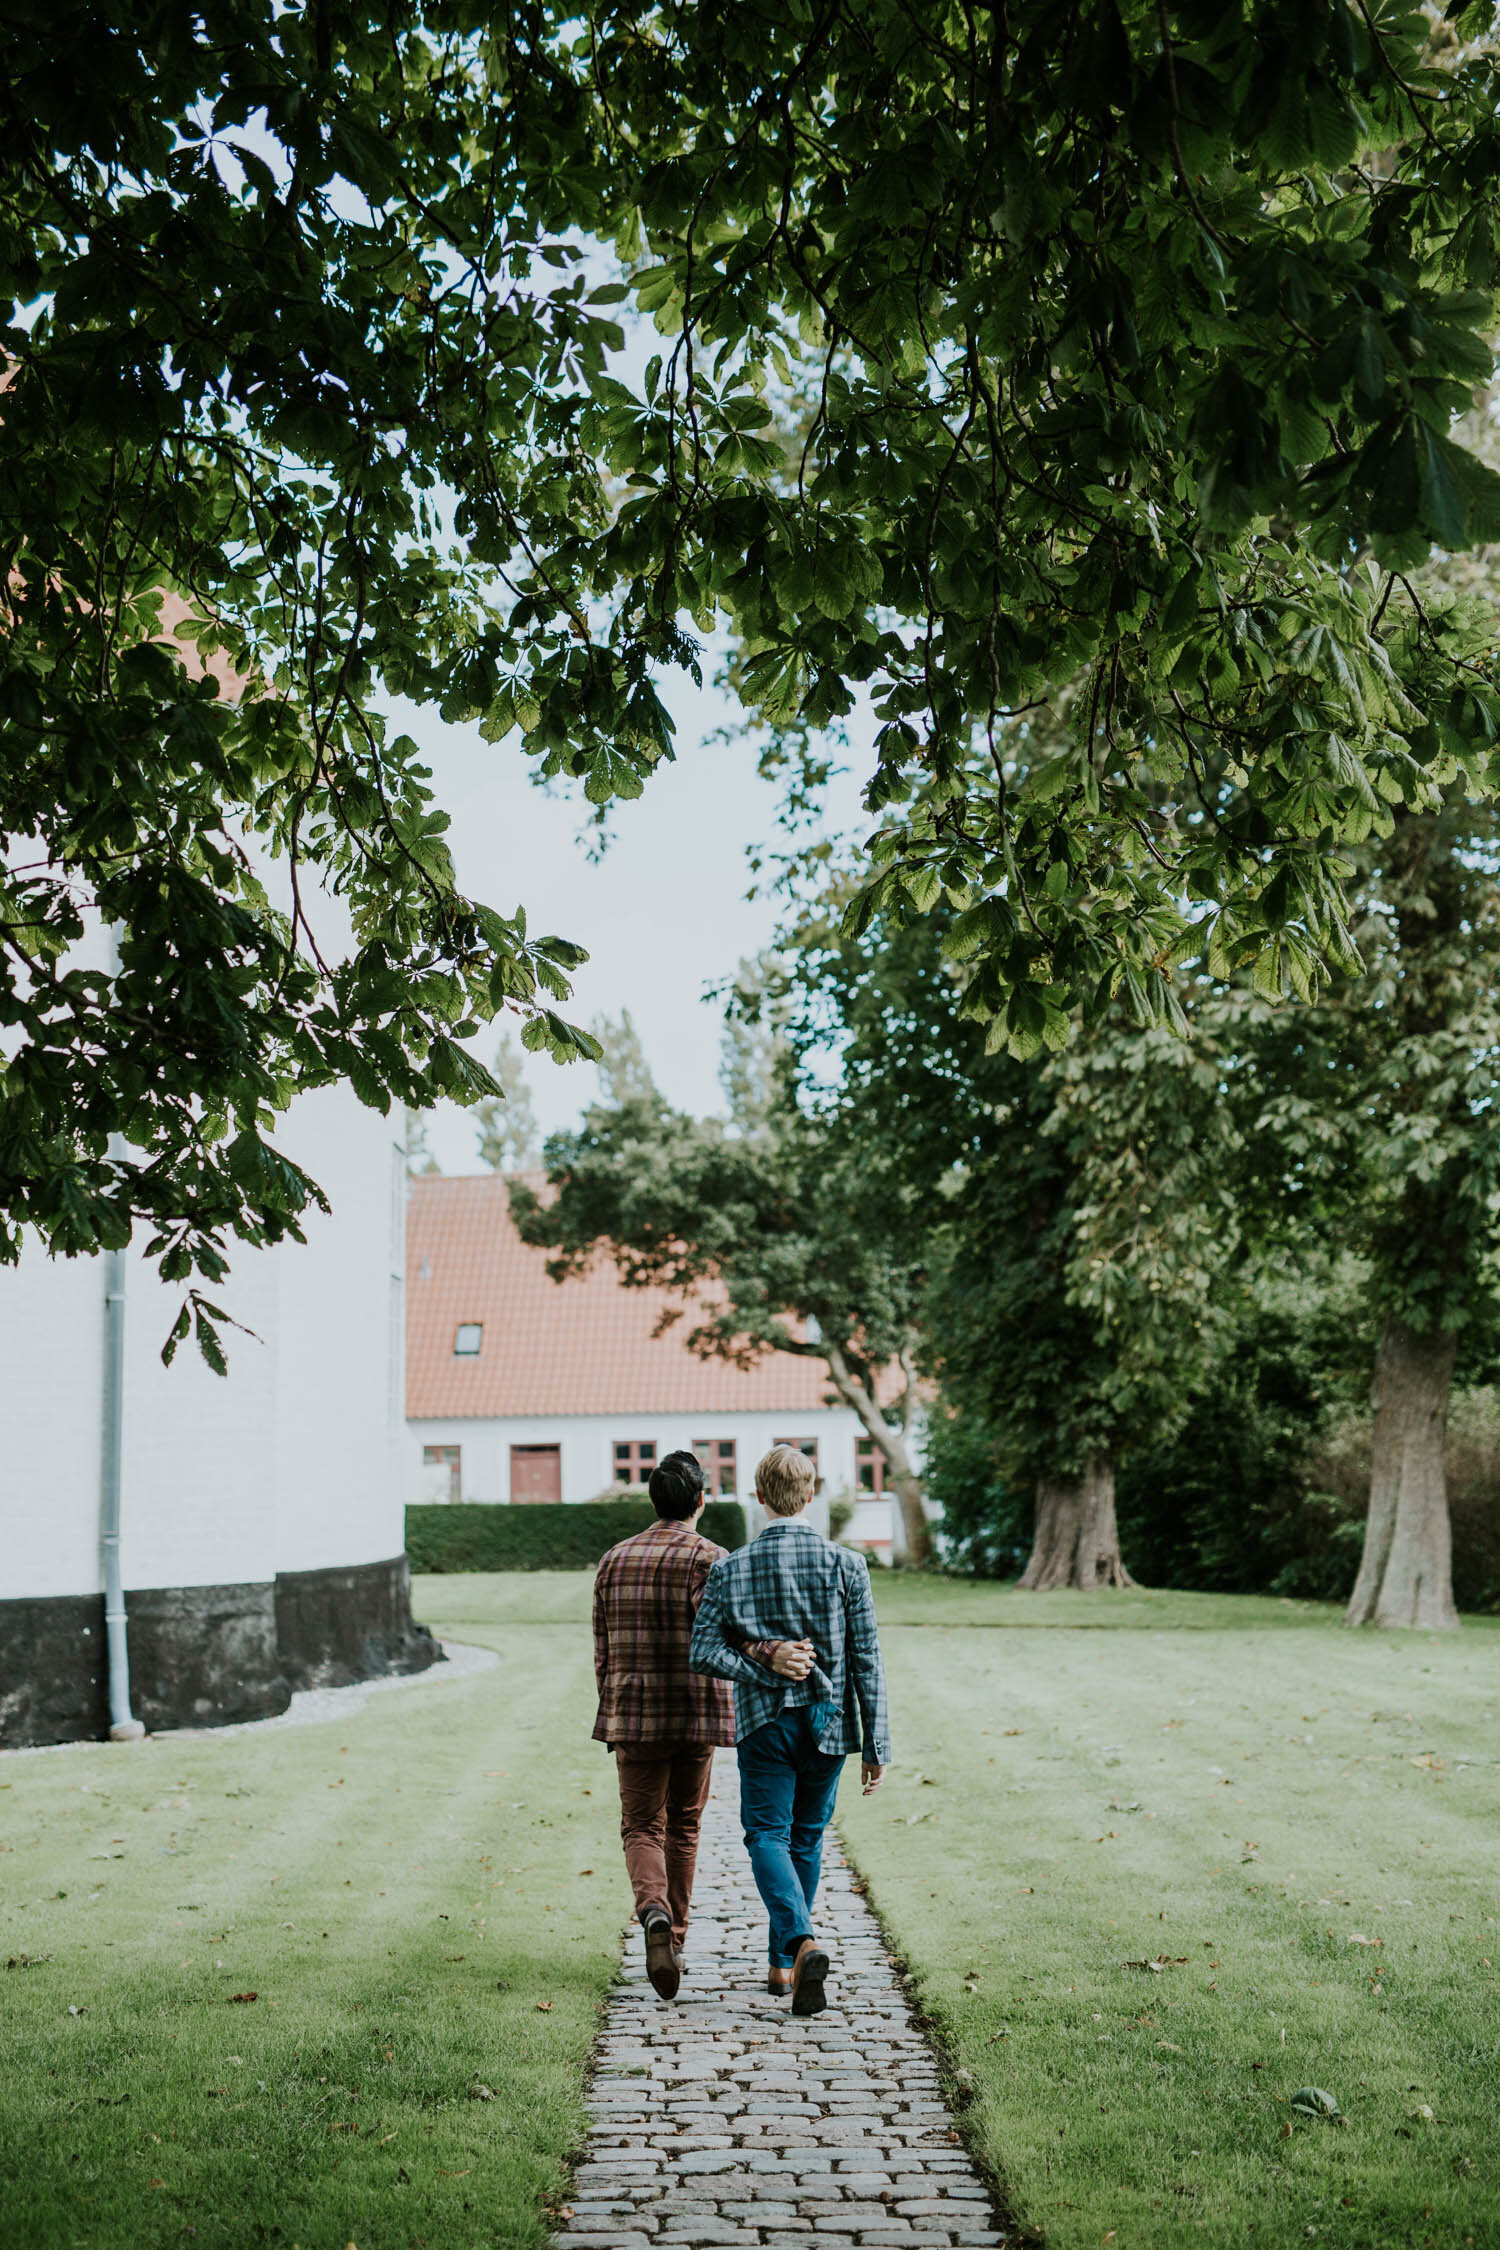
[0,1087,437,1749]
[405,1172,905,1551]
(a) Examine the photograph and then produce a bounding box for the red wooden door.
[510,1444,562,1503]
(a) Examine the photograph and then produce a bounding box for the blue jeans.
[736,1703,846,1966]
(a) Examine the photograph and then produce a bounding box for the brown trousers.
[612,1742,716,1948]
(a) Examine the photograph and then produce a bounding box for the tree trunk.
[1344,1317,1459,1631]
[1017,1454,1134,1591]
[822,1340,931,1564]
[888,1471,930,1568]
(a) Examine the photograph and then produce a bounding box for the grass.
[858,1577,1368,1631]
[5,1571,1497,2250]
[0,1595,624,2250]
[839,1578,1500,2250]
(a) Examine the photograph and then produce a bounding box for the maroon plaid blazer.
[592,1518,736,1747]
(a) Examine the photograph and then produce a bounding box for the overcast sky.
[392,671,870,1173]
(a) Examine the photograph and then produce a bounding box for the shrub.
[922,1406,1030,1578]
[1115,1294,1359,1601]
[405,1499,748,1573]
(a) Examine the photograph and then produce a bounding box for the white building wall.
[270,1090,408,1573]
[0,1085,405,1600]
[1,1236,111,1600]
[116,1227,281,1591]
[407,1405,879,1520]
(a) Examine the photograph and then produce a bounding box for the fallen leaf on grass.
[436,2167,471,2177]
[468,2084,495,2101]
[7,1954,51,1969]
[1290,2087,1345,2121]
[227,1992,258,2004]
[374,2131,398,2145]
[67,2004,87,2016]
[1347,1933,1383,1949]
[535,2001,553,2012]
[1124,1956,1188,1973]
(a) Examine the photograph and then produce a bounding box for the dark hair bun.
[649,1450,707,1520]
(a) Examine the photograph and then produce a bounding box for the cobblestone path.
[554,1761,1008,2250]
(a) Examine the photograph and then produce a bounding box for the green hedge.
[405,1499,748,1573]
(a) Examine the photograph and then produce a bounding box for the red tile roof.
[405,1172,843,1419]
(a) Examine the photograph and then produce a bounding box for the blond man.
[689,1444,890,2014]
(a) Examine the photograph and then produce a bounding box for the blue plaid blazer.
[689,1518,891,1763]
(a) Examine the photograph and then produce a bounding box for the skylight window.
[453,1323,483,1356]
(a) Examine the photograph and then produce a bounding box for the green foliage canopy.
[782,902,1242,1489]
[4,3,618,1343]
[8,0,1500,1359]
[1229,779,1500,1354]
[581,0,1500,1050]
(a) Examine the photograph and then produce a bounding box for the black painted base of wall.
[0,1555,440,1749]
[276,1555,439,1693]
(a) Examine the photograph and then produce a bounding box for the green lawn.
[3,1573,1497,2250]
[0,1599,623,2250]
[839,1576,1500,2250]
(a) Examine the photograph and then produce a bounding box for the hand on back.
[768,1638,817,1681]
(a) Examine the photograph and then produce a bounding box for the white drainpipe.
[99,924,145,1744]
[100,1231,142,1741]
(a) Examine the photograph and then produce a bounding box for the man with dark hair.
[592,1450,810,1999]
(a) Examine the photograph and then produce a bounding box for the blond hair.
[756,1444,816,1518]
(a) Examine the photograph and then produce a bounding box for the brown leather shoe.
[790,1935,830,2017]
[766,1965,793,1997]
[642,1908,679,2000]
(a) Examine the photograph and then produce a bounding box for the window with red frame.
[692,1439,737,1497]
[422,1443,461,1502]
[613,1438,657,1487]
[855,1437,885,1494]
